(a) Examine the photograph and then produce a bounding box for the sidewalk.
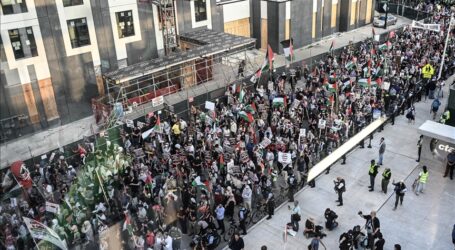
[239,77,455,249]
[0,16,412,169]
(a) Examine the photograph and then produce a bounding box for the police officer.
[368,160,380,192]
[381,168,392,194]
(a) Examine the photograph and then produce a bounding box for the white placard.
[382,81,391,91]
[137,121,145,129]
[152,96,164,107]
[45,201,59,214]
[300,128,306,137]
[291,99,300,110]
[374,35,380,42]
[268,81,274,91]
[278,152,292,164]
[205,101,215,111]
[318,119,326,129]
[126,119,134,128]
[259,138,272,148]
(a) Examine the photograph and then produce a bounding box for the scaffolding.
[152,0,178,55]
[93,30,258,127]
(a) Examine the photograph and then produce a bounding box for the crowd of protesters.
[1,3,454,250]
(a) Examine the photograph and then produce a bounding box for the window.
[1,0,28,15]
[116,10,135,38]
[194,0,207,22]
[8,27,38,60]
[63,0,83,7]
[67,18,91,48]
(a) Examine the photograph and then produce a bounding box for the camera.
[358,211,363,215]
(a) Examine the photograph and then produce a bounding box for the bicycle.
[223,219,239,241]
[275,185,289,206]
[249,202,268,224]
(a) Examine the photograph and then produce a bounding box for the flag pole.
[95,169,110,207]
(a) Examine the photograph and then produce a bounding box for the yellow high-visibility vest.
[422,64,434,79]
[419,172,429,183]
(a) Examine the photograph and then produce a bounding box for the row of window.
[1,0,208,20]
[2,0,208,60]
[1,0,82,15]
[6,10,135,60]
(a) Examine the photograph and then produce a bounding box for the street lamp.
[438,14,455,80]
[383,0,389,29]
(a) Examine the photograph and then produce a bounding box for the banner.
[411,20,440,32]
[23,217,68,250]
[45,201,59,214]
[205,101,215,111]
[278,152,292,164]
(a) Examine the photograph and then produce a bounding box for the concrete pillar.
[22,83,40,124]
[267,1,286,54]
[37,78,59,121]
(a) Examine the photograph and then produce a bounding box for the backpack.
[432,100,440,109]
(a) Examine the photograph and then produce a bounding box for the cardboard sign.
[137,121,145,129]
[125,119,134,128]
[240,151,249,163]
[45,201,59,214]
[152,96,164,107]
[268,81,274,91]
[205,101,215,111]
[278,152,292,164]
[259,138,272,148]
[291,99,301,110]
[318,119,326,129]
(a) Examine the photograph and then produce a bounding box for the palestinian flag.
[219,154,225,171]
[123,212,134,235]
[379,41,392,51]
[239,111,254,123]
[345,61,355,71]
[358,78,369,87]
[142,116,162,139]
[327,82,337,93]
[1,184,22,202]
[329,73,337,82]
[280,38,294,61]
[250,47,273,83]
[153,116,161,131]
[342,80,351,90]
[245,103,257,114]
[268,44,275,71]
[272,97,285,107]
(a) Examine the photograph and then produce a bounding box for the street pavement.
[237,78,455,249]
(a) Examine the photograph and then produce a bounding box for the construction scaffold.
[92,29,259,128]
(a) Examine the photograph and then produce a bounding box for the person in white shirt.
[242,185,252,211]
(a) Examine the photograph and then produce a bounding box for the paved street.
[238,75,455,250]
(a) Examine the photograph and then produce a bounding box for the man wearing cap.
[392,180,407,210]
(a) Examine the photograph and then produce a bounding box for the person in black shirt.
[229,233,244,250]
[324,208,338,230]
[392,180,407,210]
[334,177,346,206]
[375,232,385,250]
[358,210,380,249]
